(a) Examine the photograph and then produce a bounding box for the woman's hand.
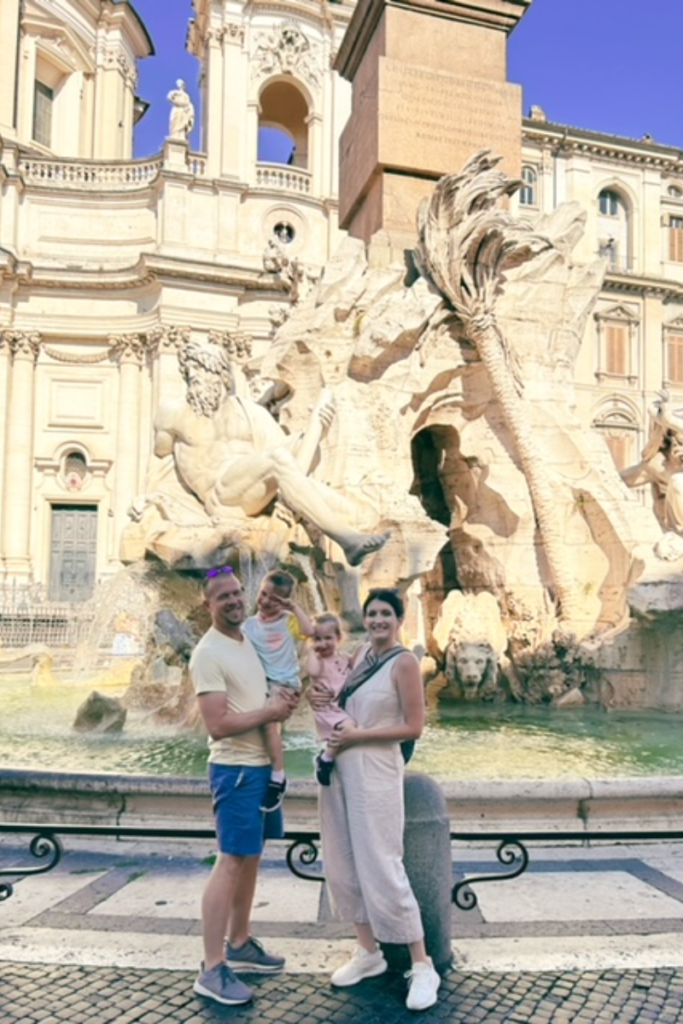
[306,680,334,710]
[327,718,359,750]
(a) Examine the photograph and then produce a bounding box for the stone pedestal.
[382,772,453,972]
[335,0,530,251]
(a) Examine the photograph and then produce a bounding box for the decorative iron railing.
[4,822,683,906]
[255,163,312,194]
[0,581,96,648]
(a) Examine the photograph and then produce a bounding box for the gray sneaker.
[193,962,254,1005]
[226,936,286,973]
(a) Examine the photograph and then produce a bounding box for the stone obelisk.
[335,0,532,257]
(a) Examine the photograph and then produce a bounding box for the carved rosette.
[1,330,41,362]
[109,333,147,365]
[251,22,322,89]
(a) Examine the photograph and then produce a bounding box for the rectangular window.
[32,80,53,148]
[667,332,683,385]
[670,217,683,262]
[604,324,627,376]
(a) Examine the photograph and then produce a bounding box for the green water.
[3,677,683,780]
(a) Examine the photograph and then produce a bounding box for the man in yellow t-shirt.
[190,567,298,1008]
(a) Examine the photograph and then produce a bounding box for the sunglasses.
[205,566,235,578]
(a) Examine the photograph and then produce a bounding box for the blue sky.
[132,0,683,158]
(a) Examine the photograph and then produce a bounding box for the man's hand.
[266,688,299,723]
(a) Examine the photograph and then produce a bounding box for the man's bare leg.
[213,448,389,566]
[201,853,245,969]
[226,855,261,950]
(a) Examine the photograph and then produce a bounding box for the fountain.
[4,150,683,801]
[3,3,683,823]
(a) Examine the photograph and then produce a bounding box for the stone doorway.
[48,505,97,601]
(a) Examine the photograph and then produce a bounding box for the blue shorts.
[209,763,284,856]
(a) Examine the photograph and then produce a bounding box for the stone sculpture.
[123,150,675,703]
[167,79,194,140]
[427,591,508,702]
[124,338,388,568]
[622,390,683,546]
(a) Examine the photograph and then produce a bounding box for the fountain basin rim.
[5,767,683,801]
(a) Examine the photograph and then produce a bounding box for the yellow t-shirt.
[190,626,270,767]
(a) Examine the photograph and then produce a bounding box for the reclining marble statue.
[124,339,388,568]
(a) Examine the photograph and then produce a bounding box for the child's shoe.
[315,753,334,786]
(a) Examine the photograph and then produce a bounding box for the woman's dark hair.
[362,588,404,618]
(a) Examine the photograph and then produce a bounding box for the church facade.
[0,0,681,602]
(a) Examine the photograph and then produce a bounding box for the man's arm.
[197,689,296,741]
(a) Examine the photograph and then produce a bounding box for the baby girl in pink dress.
[305,613,352,786]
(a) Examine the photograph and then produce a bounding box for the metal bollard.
[381,772,454,973]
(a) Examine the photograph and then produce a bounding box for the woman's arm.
[328,652,424,750]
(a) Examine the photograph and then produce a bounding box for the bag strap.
[338,645,407,709]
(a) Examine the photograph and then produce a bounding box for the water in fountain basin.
[3,673,683,781]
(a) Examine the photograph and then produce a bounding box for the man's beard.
[186,379,223,417]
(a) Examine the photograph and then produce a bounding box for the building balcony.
[255,162,312,194]
[16,151,206,191]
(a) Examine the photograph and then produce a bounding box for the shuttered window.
[605,324,627,376]
[670,217,683,262]
[667,331,683,384]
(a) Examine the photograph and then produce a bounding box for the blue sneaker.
[193,961,253,1005]
[226,936,286,974]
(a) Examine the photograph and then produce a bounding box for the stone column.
[110,334,146,552]
[1,331,41,577]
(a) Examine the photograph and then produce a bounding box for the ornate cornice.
[523,119,683,173]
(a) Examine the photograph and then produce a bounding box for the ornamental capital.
[208,329,253,364]
[147,325,191,354]
[109,333,146,364]
[1,330,41,360]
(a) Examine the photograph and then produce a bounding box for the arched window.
[592,406,639,471]
[257,80,309,170]
[597,188,630,270]
[519,165,537,207]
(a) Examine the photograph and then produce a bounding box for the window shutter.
[667,332,683,384]
[605,324,627,376]
[670,226,683,262]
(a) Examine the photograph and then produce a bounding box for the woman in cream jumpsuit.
[313,589,441,1012]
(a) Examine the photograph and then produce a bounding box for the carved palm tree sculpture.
[415,150,584,634]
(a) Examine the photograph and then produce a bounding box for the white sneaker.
[330,946,388,987]
[405,957,441,1011]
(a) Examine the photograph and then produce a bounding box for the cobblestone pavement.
[6,835,683,1022]
[3,961,683,1024]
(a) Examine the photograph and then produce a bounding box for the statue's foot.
[344,531,390,567]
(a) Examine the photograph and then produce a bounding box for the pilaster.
[1,330,41,578]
